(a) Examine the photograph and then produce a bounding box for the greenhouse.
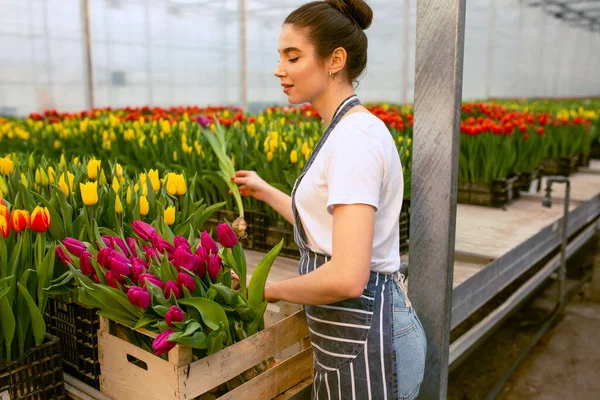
[0,0,599,399]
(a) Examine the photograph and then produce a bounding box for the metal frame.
[409,1,466,398]
[526,0,600,31]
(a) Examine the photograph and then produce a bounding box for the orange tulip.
[30,206,51,233]
[0,203,8,221]
[9,209,30,232]
[0,214,9,238]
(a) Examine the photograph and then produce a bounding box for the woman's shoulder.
[333,112,392,143]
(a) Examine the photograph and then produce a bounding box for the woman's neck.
[311,84,357,127]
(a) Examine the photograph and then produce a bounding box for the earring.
[329,72,334,79]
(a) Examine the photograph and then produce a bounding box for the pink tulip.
[164,306,185,328]
[177,272,197,293]
[152,233,175,255]
[196,115,211,128]
[174,236,191,251]
[130,258,146,284]
[164,280,181,299]
[139,273,164,290]
[109,257,131,280]
[127,237,139,258]
[127,286,151,308]
[152,329,176,355]
[143,245,160,263]
[102,236,130,257]
[195,247,208,278]
[105,271,119,289]
[79,251,95,275]
[201,232,219,255]
[56,246,72,267]
[63,238,87,257]
[132,220,157,241]
[92,273,100,284]
[174,247,202,273]
[217,223,238,248]
[207,254,222,281]
[97,248,112,269]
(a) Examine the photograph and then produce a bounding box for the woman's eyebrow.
[278,47,302,54]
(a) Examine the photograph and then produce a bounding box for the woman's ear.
[329,47,347,76]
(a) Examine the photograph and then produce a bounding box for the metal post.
[558,181,570,308]
[403,0,411,104]
[81,0,95,110]
[410,0,466,398]
[240,0,248,110]
[485,0,496,99]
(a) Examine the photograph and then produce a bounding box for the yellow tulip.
[58,154,66,169]
[165,173,177,196]
[290,150,298,164]
[115,194,123,214]
[173,151,178,161]
[139,195,149,216]
[59,174,70,196]
[20,173,28,188]
[267,152,274,162]
[112,177,120,192]
[0,177,7,195]
[28,154,35,169]
[0,156,14,175]
[80,181,98,206]
[175,174,186,196]
[99,169,107,186]
[48,167,55,184]
[164,206,176,225]
[126,186,133,205]
[87,158,101,180]
[148,169,160,191]
[115,163,123,178]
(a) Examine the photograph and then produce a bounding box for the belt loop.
[395,272,412,309]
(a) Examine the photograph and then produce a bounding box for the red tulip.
[92,273,100,284]
[143,245,160,263]
[152,329,176,355]
[164,306,185,328]
[201,231,218,255]
[109,257,131,280]
[127,286,151,308]
[164,280,181,299]
[132,220,157,241]
[29,206,50,233]
[177,272,196,293]
[207,254,222,281]
[152,233,175,255]
[130,258,146,284]
[217,223,238,248]
[9,209,30,232]
[0,204,9,222]
[80,251,96,275]
[127,237,139,258]
[195,246,208,278]
[174,236,191,251]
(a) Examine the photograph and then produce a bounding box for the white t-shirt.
[294,112,404,274]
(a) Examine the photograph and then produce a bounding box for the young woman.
[231,1,426,398]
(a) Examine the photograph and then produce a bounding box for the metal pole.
[485,0,496,99]
[410,0,466,398]
[403,0,411,104]
[240,0,248,110]
[81,0,95,110]
[558,181,570,308]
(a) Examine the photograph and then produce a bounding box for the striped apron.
[291,94,402,399]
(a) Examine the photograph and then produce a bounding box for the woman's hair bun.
[326,0,373,30]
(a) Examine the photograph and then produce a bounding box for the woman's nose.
[274,63,285,78]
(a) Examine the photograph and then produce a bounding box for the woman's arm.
[264,203,374,305]
[262,185,294,225]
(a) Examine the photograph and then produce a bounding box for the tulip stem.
[87,206,94,243]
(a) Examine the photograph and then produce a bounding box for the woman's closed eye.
[288,57,299,63]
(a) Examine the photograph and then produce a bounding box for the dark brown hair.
[284,0,373,84]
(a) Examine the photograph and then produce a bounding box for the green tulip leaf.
[0,296,16,363]
[248,240,283,309]
[170,331,208,350]
[178,297,228,332]
[134,315,161,330]
[17,283,45,346]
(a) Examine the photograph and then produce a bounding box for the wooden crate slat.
[219,347,314,400]
[181,310,309,397]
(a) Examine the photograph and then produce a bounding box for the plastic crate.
[44,296,101,389]
[0,333,66,399]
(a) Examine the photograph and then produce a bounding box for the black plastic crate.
[44,296,100,389]
[591,142,600,160]
[0,333,66,399]
[457,175,519,209]
[539,154,579,176]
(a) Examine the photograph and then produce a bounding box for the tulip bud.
[196,115,210,127]
[139,195,149,216]
[130,258,146,284]
[175,174,186,196]
[127,237,139,258]
[127,286,151,308]
[109,257,131,281]
[97,247,112,268]
[165,173,177,196]
[148,169,160,192]
[87,158,101,180]
[177,272,196,293]
[92,273,100,284]
[143,245,160,263]
[164,206,176,226]
[30,206,51,233]
[126,186,133,205]
[105,271,119,289]
[63,237,87,257]
[139,273,165,290]
[152,329,176,355]
[99,169,108,186]
[115,163,123,178]
[112,177,121,193]
[9,209,30,232]
[217,223,238,248]
[80,251,96,275]
[164,306,185,328]
[152,233,175,255]
[208,254,222,281]
[195,246,208,278]
[39,168,49,186]
[0,215,9,238]
[164,280,182,299]
[115,194,123,214]
[48,166,55,184]
[174,236,190,251]
[201,231,219,255]
[56,246,73,266]
[132,220,156,241]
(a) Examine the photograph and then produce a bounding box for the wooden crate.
[98,310,312,400]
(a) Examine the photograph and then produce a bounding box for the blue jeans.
[392,277,427,399]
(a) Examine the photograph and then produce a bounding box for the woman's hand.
[230,170,271,202]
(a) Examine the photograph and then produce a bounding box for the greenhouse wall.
[1,0,599,116]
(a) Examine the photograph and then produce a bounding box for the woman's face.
[274,24,329,105]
